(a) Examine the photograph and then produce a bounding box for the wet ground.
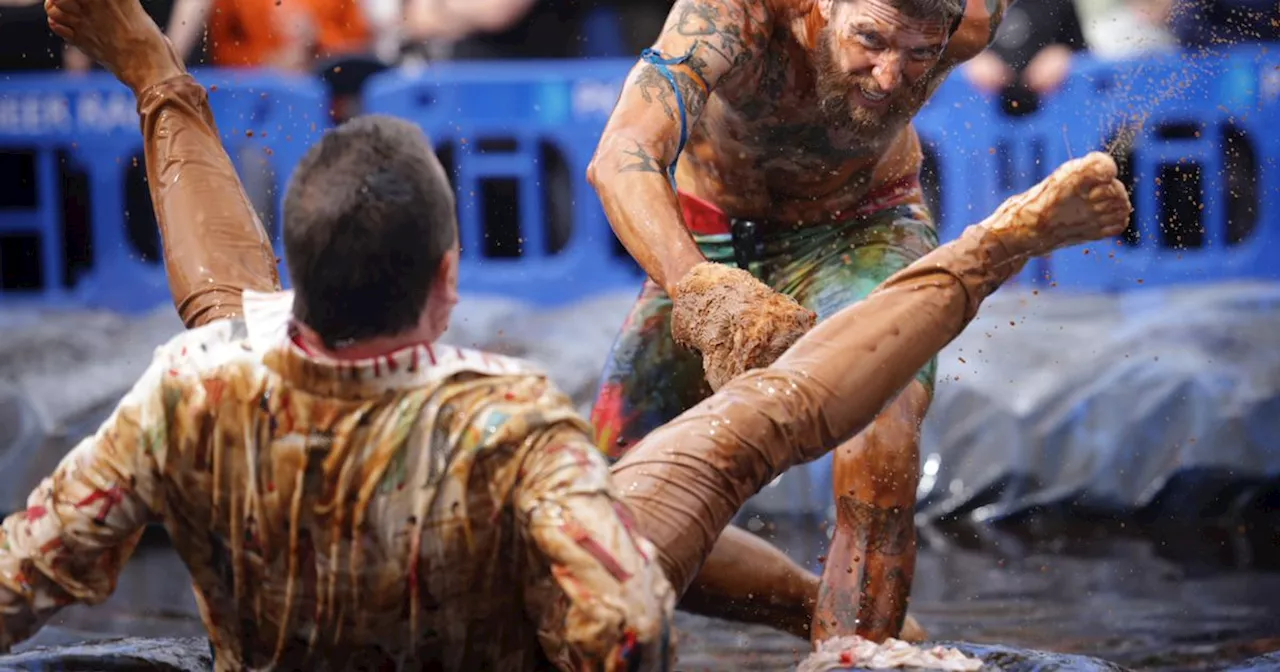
[14,516,1280,671]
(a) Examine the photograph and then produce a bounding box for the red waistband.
[678,175,923,237]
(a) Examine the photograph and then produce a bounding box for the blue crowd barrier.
[2,46,1278,312]
[1042,46,1280,291]
[913,74,1051,285]
[362,59,645,305]
[0,68,329,312]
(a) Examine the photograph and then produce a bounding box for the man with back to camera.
[1,0,1128,667]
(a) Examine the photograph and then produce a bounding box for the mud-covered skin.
[588,0,1015,645]
[645,0,1008,226]
[670,262,817,391]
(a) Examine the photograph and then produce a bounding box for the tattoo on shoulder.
[635,66,679,122]
[618,142,664,175]
[634,54,711,127]
[669,0,760,71]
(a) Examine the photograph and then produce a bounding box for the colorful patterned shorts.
[590,203,940,460]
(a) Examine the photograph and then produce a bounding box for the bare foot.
[44,0,183,93]
[981,151,1132,258]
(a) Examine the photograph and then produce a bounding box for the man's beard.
[812,30,928,141]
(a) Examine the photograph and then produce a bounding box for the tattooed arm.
[587,0,769,294]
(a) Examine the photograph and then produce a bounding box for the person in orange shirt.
[166,0,374,70]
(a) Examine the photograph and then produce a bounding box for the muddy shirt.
[0,289,675,671]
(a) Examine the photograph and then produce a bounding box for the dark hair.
[283,115,457,349]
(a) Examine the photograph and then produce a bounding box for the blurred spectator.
[166,0,376,70]
[1168,0,1280,48]
[404,0,584,59]
[614,0,671,54]
[1084,0,1177,61]
[962,0,1089,114]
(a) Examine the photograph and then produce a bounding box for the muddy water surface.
[17,517,1280,671]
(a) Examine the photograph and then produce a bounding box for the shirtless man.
[587,0,1019,644]
[0,0,1126,667]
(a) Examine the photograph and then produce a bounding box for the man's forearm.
[588,138,705,294]
[137,75,281,328]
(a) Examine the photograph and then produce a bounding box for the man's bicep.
[604,0,767,157]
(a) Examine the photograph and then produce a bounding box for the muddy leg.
[680,526,820,640]
[813,381,929,643]
[46,0,281,328]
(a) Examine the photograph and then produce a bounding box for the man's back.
[0,290,673,671]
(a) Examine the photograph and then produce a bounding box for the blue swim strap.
[640,46,700,191]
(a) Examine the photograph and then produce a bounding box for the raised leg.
[611,152,1130,599]
[46,0,281,328]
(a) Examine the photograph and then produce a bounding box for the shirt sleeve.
[514,427,677,672]
[0,347,176,652]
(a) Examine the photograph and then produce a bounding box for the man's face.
[813,0,950,134]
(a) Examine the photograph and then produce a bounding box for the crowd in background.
[1,0,1277,110]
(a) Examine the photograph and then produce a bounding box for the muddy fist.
[670,262,816,391]
[982,151,1132,258]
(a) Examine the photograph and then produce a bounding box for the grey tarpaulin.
[0,637,213,671]
[3,282,1280,523]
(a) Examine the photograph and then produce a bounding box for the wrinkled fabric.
[592,205,940,459]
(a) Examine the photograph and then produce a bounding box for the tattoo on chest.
[735,38,789,119]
